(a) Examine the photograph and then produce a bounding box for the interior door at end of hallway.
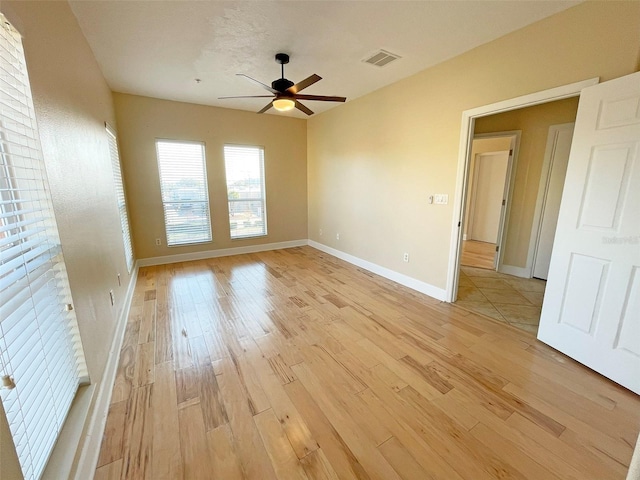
[468,151,509,244]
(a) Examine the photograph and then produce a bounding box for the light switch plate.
[434,194,449,205]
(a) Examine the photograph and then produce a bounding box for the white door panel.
[617,267,640,356]
[538,72,640,394]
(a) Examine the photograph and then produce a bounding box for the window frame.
[223,144,268,240]
[105,123,134,272]
[155,139,212,247]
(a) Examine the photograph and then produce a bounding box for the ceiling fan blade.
[237,74,278,94]
[294,94,347,103]
[257,102,273,114]
[287,74,322,94]
[294,100,314,116]
[218,95,274,99]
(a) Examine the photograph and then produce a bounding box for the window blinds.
[223,145,267,239]
[156,140,212,246]
[106,124,134,272]
[0,15,87,480]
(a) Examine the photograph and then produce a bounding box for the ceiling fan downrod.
[275,53,289,76]
[273,53,293,92]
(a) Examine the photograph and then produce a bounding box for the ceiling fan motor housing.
[272,78,295,92]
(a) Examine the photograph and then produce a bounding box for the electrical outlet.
[336,233,340,240]
[403,253,409,262]
[155,238,161,246]
[319,229,323,236]
[109,289,115,306]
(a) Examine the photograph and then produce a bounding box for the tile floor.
[455,266,546,333]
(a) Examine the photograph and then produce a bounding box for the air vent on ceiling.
[363,49,401,67]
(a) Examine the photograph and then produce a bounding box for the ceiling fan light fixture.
[273,98,295,112]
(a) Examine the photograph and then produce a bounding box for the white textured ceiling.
[69,1,581,118]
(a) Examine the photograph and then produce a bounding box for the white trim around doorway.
[445,77,600,303]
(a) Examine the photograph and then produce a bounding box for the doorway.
[446,78,597,303]
[447,80,594,332]
[461,133,518,271]
[457,131,546,333]
[467,152,510,245]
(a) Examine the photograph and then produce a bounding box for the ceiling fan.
[219,53,346,116]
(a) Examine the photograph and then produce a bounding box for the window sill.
[231,234,269,241]
[42,384,94,480]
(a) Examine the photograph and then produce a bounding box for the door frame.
[467,133,520,270]
[530,122,575,279]
[445,77,599,302]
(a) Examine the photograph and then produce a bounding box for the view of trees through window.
[224,145,267,239]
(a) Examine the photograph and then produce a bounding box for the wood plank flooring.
[95,246,640,480]
[461,240,496,270]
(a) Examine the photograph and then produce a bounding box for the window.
[223,145,267,239]
[0,15,87,479]
[155,140,211,246]
[106,124,134,272]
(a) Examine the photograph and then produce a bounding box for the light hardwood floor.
[461,239,496,270]
[95,246,640,480]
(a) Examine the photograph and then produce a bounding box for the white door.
[533,123,575,280]
[538,71,640,394]
[468,151,510,243]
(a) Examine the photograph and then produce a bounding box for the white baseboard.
[137,239,308,267]
[71,262,139,480]
[308,240,447,301]
[498,263,531,278]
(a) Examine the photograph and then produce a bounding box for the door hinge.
[509,149,513,156]
[502,199,506,206]
[496,245,499,252]
[458,221,461,227]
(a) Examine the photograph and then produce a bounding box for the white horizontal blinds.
[223,145,267,239]
[156,140,211,246]
[106,124,134,272]
[0,15,87,480]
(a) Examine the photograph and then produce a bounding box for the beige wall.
[0,401,22,480]
[475,97,579,268]
[308,1,640,291]
[113,94,308,260]
[1,0,131,476]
